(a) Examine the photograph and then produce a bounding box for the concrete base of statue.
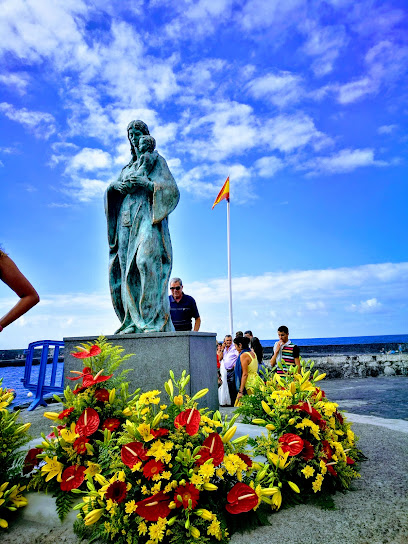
[63,331,219,411]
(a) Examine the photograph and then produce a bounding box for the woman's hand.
[0,255,39,331]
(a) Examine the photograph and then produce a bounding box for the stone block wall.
[302,353,408,379]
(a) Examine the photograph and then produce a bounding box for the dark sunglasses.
[170,286,181,291]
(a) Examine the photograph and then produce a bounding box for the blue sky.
[1,0,407,349]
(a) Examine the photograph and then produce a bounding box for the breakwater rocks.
[302,353,408,379]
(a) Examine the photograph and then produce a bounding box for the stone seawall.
[303,353,408,379]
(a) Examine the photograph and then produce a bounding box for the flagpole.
[227,198,234,336]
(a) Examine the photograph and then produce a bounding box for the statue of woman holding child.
[105,120,179,334]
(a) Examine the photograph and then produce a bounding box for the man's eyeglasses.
[170,286,181,291]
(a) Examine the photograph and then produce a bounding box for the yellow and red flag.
[212,177,230,209]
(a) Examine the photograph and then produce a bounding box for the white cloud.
[0,102,55,138]
[238,0,305,31]
[62,178,109,202]
[0,72,30,94]
[301,21,348,76]
[262,114,330,153]
[254,156,284,178]
[1,262,406,348]
[247,71,303,107]
[348,298,382,314]
[336,77,378,104]
[183,100,257,161]
[332,39,408,104]
[67,148,112,173]
[303,148,387,174]
[378,125,397,135]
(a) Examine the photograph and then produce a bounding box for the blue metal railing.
[21,340,64,411]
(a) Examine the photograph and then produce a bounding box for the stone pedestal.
[63,332,219,411]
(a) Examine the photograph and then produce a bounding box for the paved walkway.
[3,376,408,544]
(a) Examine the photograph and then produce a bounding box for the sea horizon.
[260,333,408,348]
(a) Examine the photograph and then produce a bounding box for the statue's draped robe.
[105,154,180,333]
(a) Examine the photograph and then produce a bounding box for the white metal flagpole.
[226,197,234,335]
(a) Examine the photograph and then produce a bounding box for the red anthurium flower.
[335,411,344,424]
[288,401,322,423]
[47,424,66,439]
[196,433,224,466]
[73,436,90,454]
[151,428,169,438]
[279,433,304,456]
[322,440,333,460]
[121,442,149,467]
[226,482,259,514]
[82,370,113,388]
[94,388,110,402]
[106,480,127,503]
[67,367,92,381]
[71,345,102,359]
[60,465,86,491]
[346,456,355,465]
[174,483,200,510]
[174,408,201,436]
[318,419,328,430]
[58,407,75,420]
[75,407,100,437]
[102,418,121,432]
[301,439,315,461]
[325,462,338,477]
[136,492,172,522]
[143,459,165,480]
[23,447,43,475]
[237,452,253,468]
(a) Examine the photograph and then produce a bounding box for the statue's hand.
[127,174,153,191]
[110,180,128,194]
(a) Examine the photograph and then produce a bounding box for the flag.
[212,177,230,209]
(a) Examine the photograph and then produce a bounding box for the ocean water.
[0,362,64,409]
[261,334,408,348]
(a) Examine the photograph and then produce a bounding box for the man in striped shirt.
[270,325,300,373]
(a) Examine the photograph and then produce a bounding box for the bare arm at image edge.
[0,255,40,330]
[193,316,201,331]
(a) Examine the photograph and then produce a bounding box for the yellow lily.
[267,448,290,470]
[271,488,282,509]
[84,508,104,526]
[41,456,63,482]
[60,422,79,443]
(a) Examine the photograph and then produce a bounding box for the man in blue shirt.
[169,277,201,331]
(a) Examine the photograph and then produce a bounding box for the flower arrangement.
[27,337,138,520]
[0,378,31,529]
[73,370,274,544]
[235,360,362,509]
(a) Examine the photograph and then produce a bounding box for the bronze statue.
[105,120,179,333]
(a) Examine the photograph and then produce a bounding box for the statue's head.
[127,120,149,135]
[127,120,150,161]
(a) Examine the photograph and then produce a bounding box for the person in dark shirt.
[244,330,263,365]
[169,277,201,331]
